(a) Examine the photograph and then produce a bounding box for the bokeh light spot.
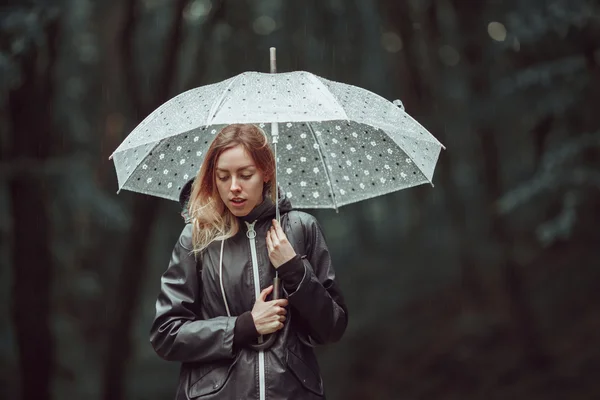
[381,32,403,53]
[438,45,460,66]
[488,21,507,41]
[253,16,277,35]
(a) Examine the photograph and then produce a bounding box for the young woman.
[150,123,348,399]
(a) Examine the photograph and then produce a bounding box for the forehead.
[216,144,255,170]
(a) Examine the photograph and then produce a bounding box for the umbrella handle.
[248,276,281,351]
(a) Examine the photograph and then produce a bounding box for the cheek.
[249,178,264,197]
[216,182,228,198]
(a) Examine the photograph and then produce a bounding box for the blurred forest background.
[1,0,600,399]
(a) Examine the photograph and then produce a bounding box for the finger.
[273,306,285,315]
[275,299,289,307]
[274,219,288,240]
[259,285,273,301]
[267,299,288,308]
[269,228,280,247]
[279,315,286,322]
[265,232,273,252]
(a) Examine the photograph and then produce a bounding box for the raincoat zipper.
[246,221,266,400]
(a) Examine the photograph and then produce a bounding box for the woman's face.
[215,144,268,217]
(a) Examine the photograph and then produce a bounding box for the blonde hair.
[187,124,276,253]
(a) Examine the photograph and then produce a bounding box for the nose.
[230,177,241,192]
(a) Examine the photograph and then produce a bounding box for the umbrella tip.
[270,48,277,73]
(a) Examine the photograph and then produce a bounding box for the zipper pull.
[245,221,257,239]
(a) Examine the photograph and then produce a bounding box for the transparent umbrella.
[110,49,445,212]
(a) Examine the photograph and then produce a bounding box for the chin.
[228,205,250,217]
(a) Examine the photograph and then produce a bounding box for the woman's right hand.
[251,285,288,335]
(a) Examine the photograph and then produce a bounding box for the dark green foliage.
[1,0,599,399]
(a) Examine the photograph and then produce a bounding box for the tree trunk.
[8,10,60,400]
[101,1,188,400]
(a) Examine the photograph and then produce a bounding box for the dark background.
[2,0,600,399]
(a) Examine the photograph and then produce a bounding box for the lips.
[230,198,247,207]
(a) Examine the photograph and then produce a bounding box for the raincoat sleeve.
[278,213,348,344]
[149,224,237,363]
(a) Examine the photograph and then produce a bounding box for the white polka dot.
[286,144,293,150]
[312,192,319,198]
[286,168,293,174]
[146,177,152,183]
[300,181,307,187]
[163,169,169,175]
[313,167,319,173]
[180,159,186,165]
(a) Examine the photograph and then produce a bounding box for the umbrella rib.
[205,74,243,126]
[306,122,338,211]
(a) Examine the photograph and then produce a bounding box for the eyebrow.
[215,165,256,172]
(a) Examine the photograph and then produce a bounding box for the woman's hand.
[266,219,296,268]
[251,285,288,335]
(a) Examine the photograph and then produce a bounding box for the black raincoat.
[149,195,348,399]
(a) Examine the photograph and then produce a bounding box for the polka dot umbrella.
[109,49,445,212]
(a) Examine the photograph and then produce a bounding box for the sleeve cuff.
[278,255,306,293]
[233,311,259,349]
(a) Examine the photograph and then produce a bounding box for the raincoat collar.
[239,187,292,224]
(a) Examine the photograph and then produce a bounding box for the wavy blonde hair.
[187,124,276,253]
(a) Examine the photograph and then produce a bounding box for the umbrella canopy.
[110,70,444,209]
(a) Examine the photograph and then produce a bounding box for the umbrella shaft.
[271,122,280,223]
